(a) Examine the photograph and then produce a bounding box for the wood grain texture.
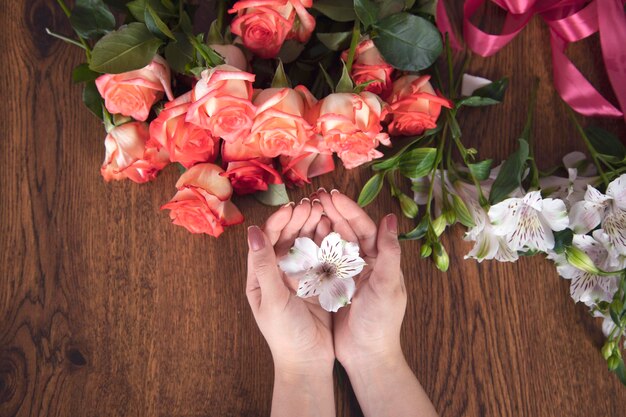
[1,1,625,416]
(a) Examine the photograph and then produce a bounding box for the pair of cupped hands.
[246,189,407,376]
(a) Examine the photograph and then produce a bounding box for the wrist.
[339,346,406,376]
[274,359,335,380]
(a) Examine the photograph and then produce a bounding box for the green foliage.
[373,13,442,71]
[354,0,378,29]
[70,0,116,39]
[399,215,429,240]
[468,159,493,181]
[72,63,100,83]
[457,78,509,107]
[82,81,104,119]
[90,23,163,73]
[316,31,353,51]
[255,183,290,206]
[398,148,437,178]
[312,0,357,22]
[358,172,385,207]
[145,3,176,40]
[271,61,291,88]
[336,62,354,93]
[451,194,475,228]
[489,139,529,204]
[164,32,194,73]
[552,229,574,254]
[586,126,626,161]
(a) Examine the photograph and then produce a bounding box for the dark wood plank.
[1,1,625,416]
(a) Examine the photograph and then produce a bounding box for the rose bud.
[161,163,244,237]
[387,75,453,136]
[95,55,174,122]
[280,151,335,187]
[101,121,169,183]
[222,159,283,195]
[341,39,394,97]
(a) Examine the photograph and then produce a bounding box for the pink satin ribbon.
[436,0,626,121]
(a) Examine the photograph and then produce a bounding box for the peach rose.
[149,93,219,168]
[221,158,282,195]
[280,151,335,187]
[387,75,453,136]
[229,0,315,59]
[101,122,170,183]
[186,65,256,144]
[95,55,174,121]
[209,44,248,71]
[247,86,318,158]
[341,40,394,97]
[161,163,244,237]
[317,92,390,169]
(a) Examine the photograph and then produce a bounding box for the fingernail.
[282,201,295,208]
[317,187,327,193]
[247,226,265,251]
[386,214,398,234]
[312,198,321,205]
[330,189,339,195]
[299,197,310,204]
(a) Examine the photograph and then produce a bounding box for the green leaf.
[90,23,163,73]
[70,0,116,39]
[312,0,357,22]
[451,194,475,228]
[127,0,177,23]
[354,0,379,29]
[318,63,336,93]
[552,229,573,254]
[472,78,509,102]
[272,60,290,88]
[399,215,429,240]
[376,0,408,18]
[255,183,290,206]
[145,3,176,40]
[398,148,437,178]
[456,96,501,107]
[277,39,305,64]
[164,32,194,73]
[358,172,385,207]
[468,159,493,181]
[489,139,529,204]
[336,62,354,93]
[586,126,626,160]
[316,31,352,51]
[127,0,147,22]
[82,81,104,119]
[613,359,626,386]
[373,13,442,71]
[72,63,100,83]
[353,79,378,93]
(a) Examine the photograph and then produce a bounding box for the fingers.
[262,203,294,246]
[330,191,378,257]
[372,214,403,291]
[299,199,323,239]
[314,216,332,246]
[246,226,290,311]
[275,199,312,256]
[317,190,358,243]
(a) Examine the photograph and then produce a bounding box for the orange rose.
[222,159,283,195]
[161,163,244,237]
[186,65,256,143]
[387,75,453,136]
[95,55,173,121]
[209,43,248,71]
[101,122,169,183]
[229,0,315,59]
[149,93,219,168]
[247,86,317,158]
[317,92,390,169]
[341,40,394,97]
[280,151,335,187]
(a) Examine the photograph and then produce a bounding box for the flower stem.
[426,124,448,217]
[345,20,361,74]
[55,0,92,61]
[565,105,610,187]
[216,0,226,36]
[525,78,540,190]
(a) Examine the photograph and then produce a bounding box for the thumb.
[247,225,290,306]
[372,214,403,290]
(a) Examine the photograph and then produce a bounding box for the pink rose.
[209,43,248,71]
[247,86,318,158]
[341,40,394,97]
[149,93,219,168]
[95,55,174,121]
[101,122,170,183]
[221,158,283,195]
[161,163,244,237]
[387,75,453,136]
[222,137,264,163]
[280,151,335,187]
[229,0,315,59]
[317,92,390,169]
[186,65,256,143]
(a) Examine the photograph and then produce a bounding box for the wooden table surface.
[2,1,626,416]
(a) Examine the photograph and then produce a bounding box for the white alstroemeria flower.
[569,174,626,255]
[489,191,569,252]
[278,232,366,312]
[549,233,621,305]
[539,152,598,205]
[452,181,518,262]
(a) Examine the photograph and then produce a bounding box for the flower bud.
[399,193,418,218]
[433,242,449,272]
[420,243,432,258]
[432,215,446,237]
[565,246,601,275]
[444,209,456,225]
[607,355,621,371]
[602,341,615,360]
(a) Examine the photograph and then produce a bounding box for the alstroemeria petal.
[607,174,626,210]
[569,200,604,234]
[488,198,521,236]
[335,255,366,279]
[319,232,344,264]
[602,209,626,255]
[278,237,320,274]
[296,275,322,298]
[539,198,569,231]
[319,277,356,312]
